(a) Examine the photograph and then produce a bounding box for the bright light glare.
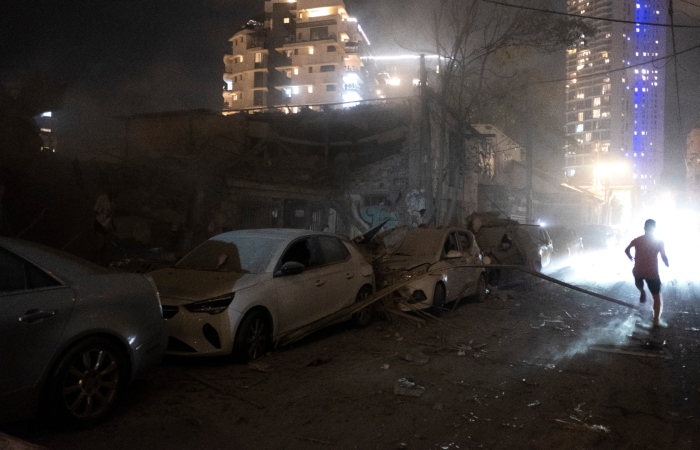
[387,77,401,86]
[308,7,331,18]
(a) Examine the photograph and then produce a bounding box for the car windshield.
[376,228,445,257]
[175,235,281,273]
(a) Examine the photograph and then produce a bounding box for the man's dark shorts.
[635,277,661,294]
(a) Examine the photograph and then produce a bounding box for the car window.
[443,233,459,256]
[457,232,472,251]
[280,238,322,269]
[318,236,349,265]
[0,249,61,294]
[176,235,280,273]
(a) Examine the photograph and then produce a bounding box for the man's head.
[644,219,656,235]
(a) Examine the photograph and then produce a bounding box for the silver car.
[150,229,375,361]
[0,238,167,425]
[371,226,487,315]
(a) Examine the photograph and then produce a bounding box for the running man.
[624,219,669,328]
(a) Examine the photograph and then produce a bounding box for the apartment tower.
[222,0,367,113]
[564,0,666,197]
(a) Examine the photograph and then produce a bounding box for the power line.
[534,41,700,85]
[481,0,700,29]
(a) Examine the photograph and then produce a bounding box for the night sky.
[1,0,699,183]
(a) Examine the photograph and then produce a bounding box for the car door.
[272,237,332,335]
[440,232,465,301]
[457,231,482,294]
[315,236,361,314]
[0,248,75,397]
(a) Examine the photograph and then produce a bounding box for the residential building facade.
[223,0,367,114]
[564,0,666,199]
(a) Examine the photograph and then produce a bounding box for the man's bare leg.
[652,293,663,327]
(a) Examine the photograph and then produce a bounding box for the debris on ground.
[394,377,426,397]
[304,356,333,367]
[401,351,430,365]
[248,362,273,373]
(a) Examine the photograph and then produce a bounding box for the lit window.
[255,52,262,63]
[308,86,313,93]
[593,109,600,118]
[577,112,584,121]
[284,17,290,23]
[593,97,601,107]
[294,68,299,75]
[309,47,314,55]
[292,86,299,94]
[576,124,584,133]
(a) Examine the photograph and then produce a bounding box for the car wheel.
[351,286,375,327]
[48,337,128,426]
[233,310,272,362]
[429,283,446,317]
[472,274,487,303]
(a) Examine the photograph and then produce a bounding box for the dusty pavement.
[4,268,700,450]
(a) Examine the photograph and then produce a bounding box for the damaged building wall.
[479,159,600,226]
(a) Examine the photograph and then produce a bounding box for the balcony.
[283,33,337,45]
[344,41,359,54]
[247,37,266,49]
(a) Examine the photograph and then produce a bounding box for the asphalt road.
[3,249,700,449]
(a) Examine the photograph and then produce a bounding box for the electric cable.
[481,0,700,28]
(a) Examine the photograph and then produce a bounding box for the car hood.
[374,255,435,273]
[149,268,262,304]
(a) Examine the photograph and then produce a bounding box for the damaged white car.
[370,226,487,315]
[149,229,375,361]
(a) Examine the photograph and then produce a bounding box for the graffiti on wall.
[404,189,426,227]
[359,205,399,230]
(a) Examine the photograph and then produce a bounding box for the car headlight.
[184,295,234,315]
[401,265,429,281]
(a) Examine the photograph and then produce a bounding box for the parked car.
[149,229,375,361]
[579,224,619,250]
[369,226,486,315]
[522,225,553,268]
[547,226,584,259]
[0,238,167,426]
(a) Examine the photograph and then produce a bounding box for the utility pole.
[419,54,433,222]
[408,54,432,225]
[525,95,534,224]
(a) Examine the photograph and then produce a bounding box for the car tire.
[429,283,446,317]
[351,286,375,328]
[48,337,128,427]
[472,274,487,303]
[233,310,272,362]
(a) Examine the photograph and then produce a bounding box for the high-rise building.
[564,0,666,197]
[686,128,700,203]
[223,0,368,114]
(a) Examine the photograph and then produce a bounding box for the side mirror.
[274,261,305,277]
[445,250,462,259]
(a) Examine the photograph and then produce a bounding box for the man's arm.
[624,242,634,261]
[659,241,669,267]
